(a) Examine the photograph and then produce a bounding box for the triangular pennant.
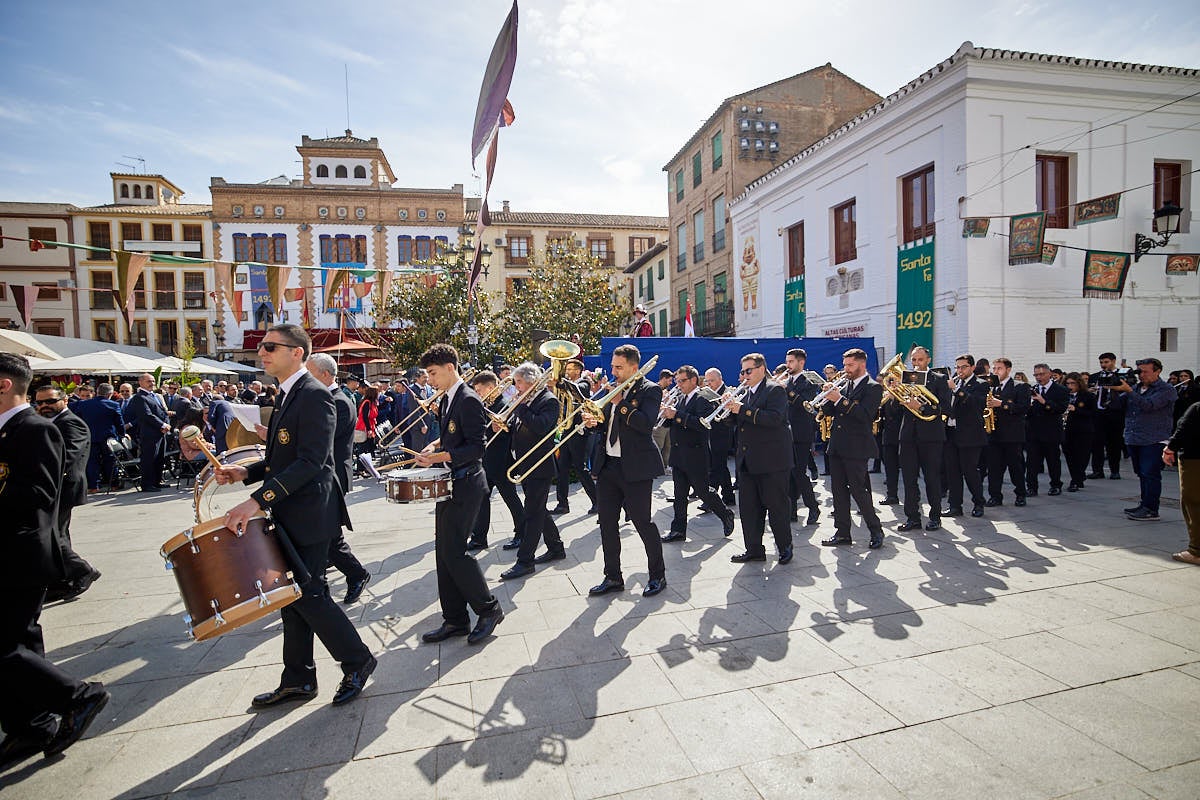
[376,269,394,307]
[324,269,348,310]
[115,252,148,331]
[10,285,34,328]
[351,281,374,299]
[267,266,292,315]
[284,287,306,303]
[231,290,244,318]
[217,261,237,309]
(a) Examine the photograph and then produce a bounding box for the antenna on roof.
[121,155,147,173]
[344,64,351,132]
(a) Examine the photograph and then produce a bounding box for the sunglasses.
[739,367,757,375]
[258,341,296,353]
[35,398,62,406]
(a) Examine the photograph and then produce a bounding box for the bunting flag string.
[1082,251,1133,299]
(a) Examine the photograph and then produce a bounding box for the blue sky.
[1,1,1198,215]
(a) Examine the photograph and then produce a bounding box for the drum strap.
[268,520,311,585]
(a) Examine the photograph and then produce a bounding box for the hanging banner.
[783,276,805,337]
[1008,211,1046,265]
[1083,250,1132,299]
[1165,254,1199,275]
[896,238,935,359]
[961,218,990,238]
[1041,243,1059,265]
[1073,193,1120,226]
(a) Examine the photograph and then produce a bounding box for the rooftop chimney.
[502,200,510,213]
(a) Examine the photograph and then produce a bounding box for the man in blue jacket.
[1111,358,1175,521]
[72,383,124,492]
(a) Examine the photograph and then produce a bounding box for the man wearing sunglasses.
[216,324,376,708]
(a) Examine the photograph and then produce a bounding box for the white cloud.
[170,46,306,95]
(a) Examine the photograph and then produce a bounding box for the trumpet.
[379,368,476,448]
[654,387,683,430]
[804,371,850,413]
[508,355,659,484]
[699,381,750,429]
[876,354,939,422]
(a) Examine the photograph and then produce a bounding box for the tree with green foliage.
[177,325,200,386]
[375,266,497,369]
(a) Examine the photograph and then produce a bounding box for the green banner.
[784,276,805,337]
[896,238,934,358]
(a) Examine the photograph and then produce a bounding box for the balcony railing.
[713,229,726,252]
[667,301,735,337]
[693,243,705,262]
[676,252,686,272]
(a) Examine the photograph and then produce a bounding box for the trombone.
[508,355,659,484]
[477,375,514,406]
[379,368,476,448]
[699,381,750,428]
[876,354,939,421]
[485,339,580,449]
[484,372,552,447]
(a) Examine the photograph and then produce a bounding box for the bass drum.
[194,444,266,523]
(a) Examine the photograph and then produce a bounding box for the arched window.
[335,165,348,179]
[353,165,366,179]
[120,184,129,198]
[133,185,142,199]
[316,164,329,178]
[145,185,154,200]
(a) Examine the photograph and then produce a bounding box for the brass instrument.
[699,381,751,428]
[484,369,555,448]
[654,387,683,430]
[508,355,659,484]
[983,389,996,434]
[804,370,850,413]
[477,375,514,405]
[379,368,476,448]
[876,354,939,422]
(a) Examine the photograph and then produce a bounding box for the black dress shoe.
[421,623,470,643]
[1086,471,1105,480]
[142,486,162,493]
[985,498,1003,507]
[1,731,54,771]
[42,686,110,756]
[251,684,318,709]
[924,519,941,531]
[943,507,964,517]
[588,577,625,596]
[1123,505,1143,514]
[465,538,488,552]
[661,530,686,543]
[971,504,985,518]
[722,513,736,536]
[532,550,566,564]
[501,538,523,551]
[882,496,901,505]
[730,551,767,563]
[343,573,370,604]
[1026,489,1039,497]
[869,532,884,549]
[500,563,535,580]
[332,655,377,705]
[1014,497,1027,507]
[549,505,569,515]
[1067,483,1080,492]
[1109,473,1121,479]
[586,505,598,515]
[821,535,852,546]
[468,608,505,644]
[897,520,922,532]
[643,577,667,597]
[1048,487,1062,496]
[778,546,794,565]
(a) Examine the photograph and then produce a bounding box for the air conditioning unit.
[185,298,203,308]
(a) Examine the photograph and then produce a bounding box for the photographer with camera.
[1109,358,1175,521]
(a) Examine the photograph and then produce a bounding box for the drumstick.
[376,457,419,471]
[179,425,223,471]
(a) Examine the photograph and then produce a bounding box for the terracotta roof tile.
[464,210,668,229]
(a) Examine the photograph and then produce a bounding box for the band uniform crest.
[277,428,291,445]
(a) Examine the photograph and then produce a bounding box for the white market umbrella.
[32,349,168,375]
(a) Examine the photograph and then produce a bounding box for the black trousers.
[707,438,734,499]
[54,503,94,583]
[516,476,563,565]
[829,455,882,538]
[987,441,1026,500]
[1064,431,1092,485]
[900,439,943,522]
[738,468,792,556]
[0,586,93,738]
[327,529,368,583]
[790,442,819,512]
[280,539,372,688]
[556,435,597,507]
[1091,413,1125,474]
[1025,439,1063,492]
[139,432,165,489]
[434,468,495,627]
[881,443,900,498]
[945,437,985,509]
[596,460,664,582]
[671,458,727,534]
[473,470,525,543]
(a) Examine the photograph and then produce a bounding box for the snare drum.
[160,514,301,642]
[385,467,452,503]
[194,444,266,523]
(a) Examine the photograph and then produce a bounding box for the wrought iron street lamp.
[1133,201,1184,262]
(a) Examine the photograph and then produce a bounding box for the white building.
[730,42,1200,370]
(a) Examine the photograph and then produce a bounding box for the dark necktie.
[608,391,623,445]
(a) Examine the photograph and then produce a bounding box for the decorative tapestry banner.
[1041,243,1059,265]
[1165,254,1199,275]
[961,218,990,238]
[1073,193,1120,226]
[1008,212,1046,265]
[1083,250,1132,299]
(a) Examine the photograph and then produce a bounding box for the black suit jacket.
[989,379,1031,444]
[243,371,347,547]
[785,374,820,445]
[825,376,883,460]
[1065,391,1097,438]
[706,383,736,453]
[0,407,65,587]
[53,409,90,510]
[735,379,792,474]
[126,388,169,440]
[667,390,715,472]
[437,381,487,469]
[592,376,664,482]
[483,396,515,478]
[898,372,952,443]
[509,388,561,482]
[1026,381,1070,444]
[1174,381,1200,426]
[331,385,355,497]
[947,375,990,448]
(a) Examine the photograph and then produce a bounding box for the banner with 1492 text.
[895,238,934,359]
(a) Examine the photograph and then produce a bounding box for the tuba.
[877,354,939,422]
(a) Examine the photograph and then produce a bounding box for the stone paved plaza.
[3,467,1199,799]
